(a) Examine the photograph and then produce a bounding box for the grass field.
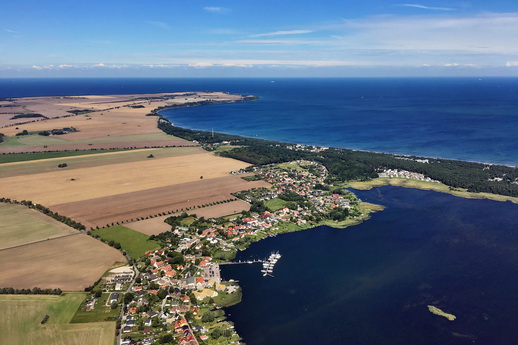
[71,293,121,323]
[1,134,69,147]
[0,203,77,250]
[0,293,115,345]
[0,149,123,164]
[93,225,160,259]
[346,178,518,204]
[265,197,289,212]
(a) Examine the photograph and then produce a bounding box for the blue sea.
[1,77,517,165]
[2,78,518,344]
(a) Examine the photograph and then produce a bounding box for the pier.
[219,252,282,277]
[219,260,265,265]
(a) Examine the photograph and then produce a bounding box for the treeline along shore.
[154,108,518,200]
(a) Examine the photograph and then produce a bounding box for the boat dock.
[220,252,282,277]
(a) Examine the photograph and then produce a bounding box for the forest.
[157,119,518,198]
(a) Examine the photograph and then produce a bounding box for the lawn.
[264,197,289,212]
[0,203,77,250]
[213,286,242,307]
[0,293,115,345]
[71,292,121,323]
[93,225,161,259]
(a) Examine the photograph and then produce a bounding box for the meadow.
[0,293,115,345]
[92,225,161,259]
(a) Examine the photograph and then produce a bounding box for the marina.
[220,252,282,277]
[261,252,281,277]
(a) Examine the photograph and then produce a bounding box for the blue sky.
[2,0,518,77]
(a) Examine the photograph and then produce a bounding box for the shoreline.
[2,90,517,345]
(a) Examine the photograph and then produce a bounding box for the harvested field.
[126,199,251,236]
[0,235,126,290]
[0,92,248,153]
[0,294,115,345]
[51,176,269,228]
[125,216,172,236]
[0,203,77,250]
[0,149,250,205]
[186,199,251,218]
[0,146,203,178]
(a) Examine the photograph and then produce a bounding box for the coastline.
[345,178,518,204]
[2,90,518,345]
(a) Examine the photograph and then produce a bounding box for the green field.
[71,292,121,323]
[265,197,289,211]
[0,146,202,178]
[0,149,122,164]
[0,131,177,148]
[93,225,160,259]
[1,134,69,147]
[0,203,77,249]
[0,293,115,345]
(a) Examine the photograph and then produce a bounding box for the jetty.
[261,252,282,277]
[219,260,264,265]
[220,252,282,277]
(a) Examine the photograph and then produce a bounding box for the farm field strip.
[51,176,269,228]
[0,151,250,205]
[0,146,205,177]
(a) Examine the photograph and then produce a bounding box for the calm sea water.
[221,187,518,345]
[1,78,517,165]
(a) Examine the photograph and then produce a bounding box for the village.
[81,160,363,345]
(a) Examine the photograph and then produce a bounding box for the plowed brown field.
[51,176,268,228]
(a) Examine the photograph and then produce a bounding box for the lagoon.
[221,186,518,345]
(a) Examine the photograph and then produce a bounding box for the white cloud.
[94,63,105,67]
[31,65,54,70]
[179,59,380,67]
[337,12,518,54]
[506,61,518,67]
[396,4,455,11]
[5,29,18,33]
[203,7,229,13]
[188,62,214,68]
[250,30,313,38]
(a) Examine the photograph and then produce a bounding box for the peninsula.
[1,92,516,345]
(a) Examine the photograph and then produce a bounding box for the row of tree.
[0,287,62,295]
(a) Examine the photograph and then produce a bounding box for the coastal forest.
[158,120,518,198]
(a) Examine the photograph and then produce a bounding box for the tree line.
[0,287,62,295]
[155,119,518,198]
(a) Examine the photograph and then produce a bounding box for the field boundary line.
[0,232,81,252]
